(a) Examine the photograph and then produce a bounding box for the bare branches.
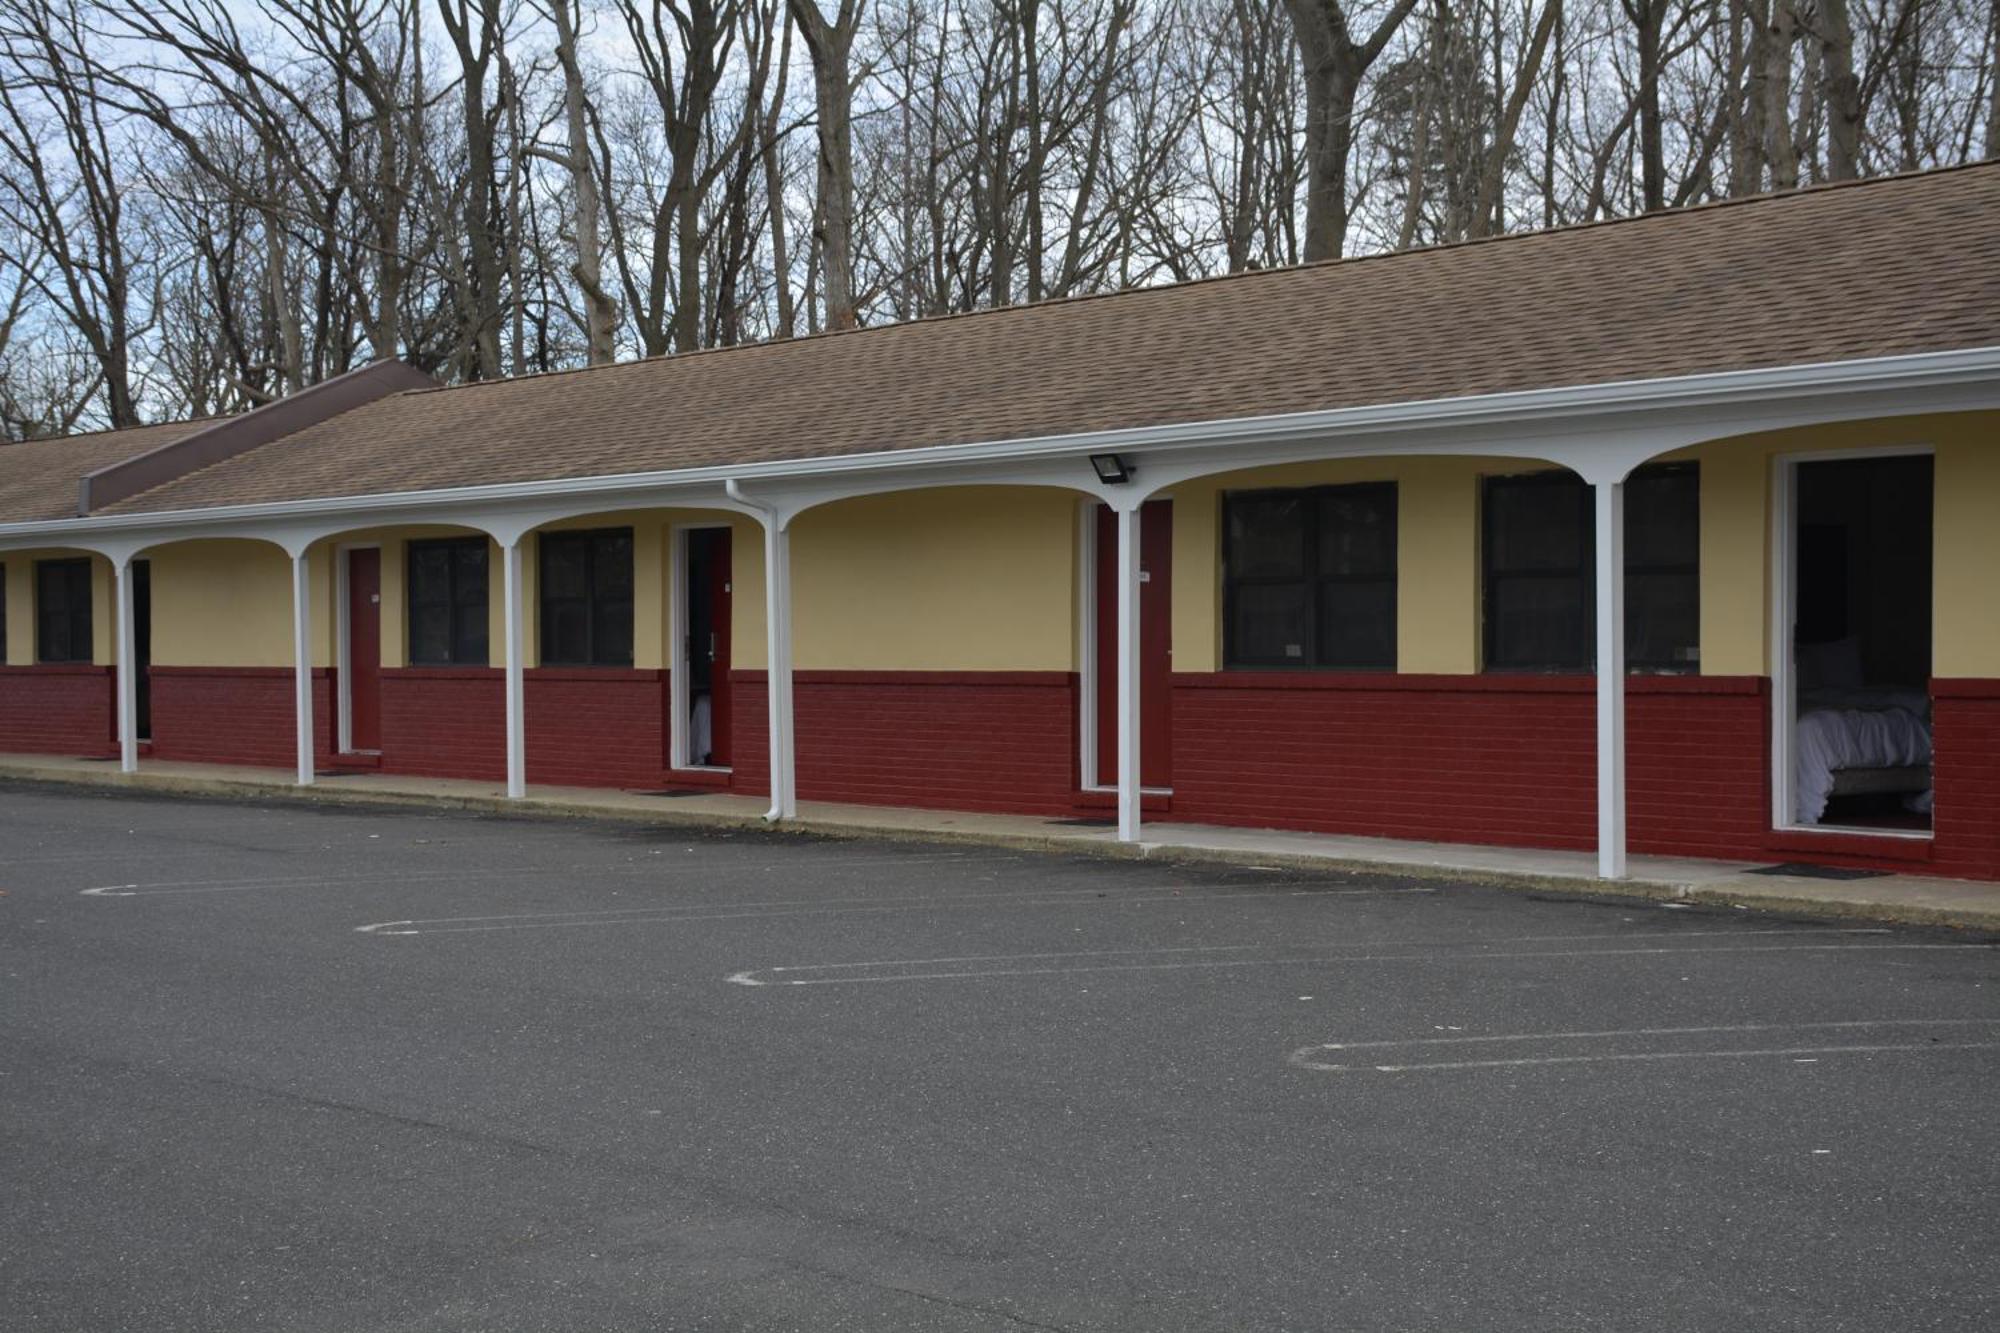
[0,0,1990,432]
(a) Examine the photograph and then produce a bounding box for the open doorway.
[1783,453,1933,832]
[678,526,732,769]
[133,558,151,741]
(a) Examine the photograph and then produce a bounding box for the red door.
[346,548,382,752]
[706,530,733,767]
[1093,501,1172,789]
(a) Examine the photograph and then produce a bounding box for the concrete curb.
[4,761,1996,934]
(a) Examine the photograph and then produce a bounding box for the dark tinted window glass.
[1231,583,1312,664]
[36,559,92,664]
[1224,483,1396,670]
[538,529,634,667]
[1228,496,1309,578]
[1318,580,1397,670]
[1482,465,1700,673]
[1624,463,1700,671]
[407,538,489,666]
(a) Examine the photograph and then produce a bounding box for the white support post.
[501,537,527,799]
[1593,480,1627,879]
[290,549,315,786]
[1115,502,1142,844]
[763,518,796,821]
[113,555,138,774]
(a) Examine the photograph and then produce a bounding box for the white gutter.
[3,345,1997,543]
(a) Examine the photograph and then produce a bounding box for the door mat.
[1046,817,1116,828]
[629,789,713,798]
[1745,862,1889,881]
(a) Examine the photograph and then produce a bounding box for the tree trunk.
[547,0,616,364]
[1284,0,1419,261]
[788,0,863,330]
[1762,0,1800,191]
[1470,0,1562,238]
[1819,0,1862,179]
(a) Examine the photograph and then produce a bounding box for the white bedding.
[1794,691,1932,826]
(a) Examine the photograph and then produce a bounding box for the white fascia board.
[3,344,1997,546]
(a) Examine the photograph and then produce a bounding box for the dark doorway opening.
[134,559,152,741]
[684,528,733,768]
[1790,454,1933,832]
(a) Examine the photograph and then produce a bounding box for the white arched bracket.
[467,513,545,802]
[724,480,799,823]
[255,521,366,788]
[93,539,150,776]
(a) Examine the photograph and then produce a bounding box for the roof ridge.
[398,160,2000,400]
[0,415,212,448]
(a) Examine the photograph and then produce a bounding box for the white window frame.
[1768,443,1934,839]
[669,520,736,772]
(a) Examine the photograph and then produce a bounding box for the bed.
[1791,633,1933,826]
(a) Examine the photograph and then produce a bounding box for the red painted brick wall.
[1932,680,2000,881]
[0,665,114,756]
[379,668,666,788]
[380,668,506,782]
[148,667,335,768]
[1171,673,1774,858]
[729,670,1078,814]
[524,668,667,789]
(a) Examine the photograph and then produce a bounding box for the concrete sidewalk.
[4,751,1997,932]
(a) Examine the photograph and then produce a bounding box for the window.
[36,558,93,664]
[1224,482,1397,670]
[1481,464,1700,672]
[1623,464,1701,671]
[538,528,633,667]
[408,537,490,666]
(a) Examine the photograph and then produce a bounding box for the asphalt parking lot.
[3,781,1997,1332]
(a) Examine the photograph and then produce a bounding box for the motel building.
[2,165,1998,883]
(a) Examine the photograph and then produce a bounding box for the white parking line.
[358,884,1431,936]
[78,851,1029,899]
[1289,1019,2000,1071]
[723,927,1948,985]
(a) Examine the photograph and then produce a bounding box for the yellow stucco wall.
[1934,428,2000,677]
[786,487,1079,671]
[147,540,297,667]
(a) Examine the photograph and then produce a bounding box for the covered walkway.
[7,751,1997,931]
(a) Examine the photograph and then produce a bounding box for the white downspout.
[725,479,795,822]
[1593,480,1627,879]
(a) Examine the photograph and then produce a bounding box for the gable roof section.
[85,161,2000,517]
[0,421,210,524]
[78,359,436,514]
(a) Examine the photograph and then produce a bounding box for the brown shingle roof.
[88,162,2000,517]
[0,421,209,524]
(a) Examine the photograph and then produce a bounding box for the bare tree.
[1284,0,1418,259]
[787,0,864,327]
